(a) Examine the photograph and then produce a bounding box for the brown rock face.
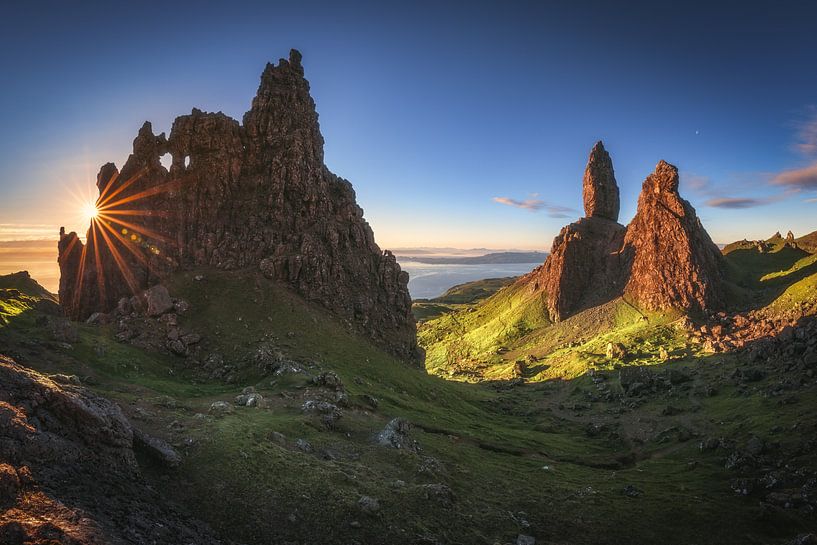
[534,217,626,321]
[582,141,620,221]
[622,160,725,312]
[524,145,724,321]
[529,142,626,321]
[57,50,419,361]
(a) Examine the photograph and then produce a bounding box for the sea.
[397,260,540,300]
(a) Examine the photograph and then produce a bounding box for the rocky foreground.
[0,355,221,545]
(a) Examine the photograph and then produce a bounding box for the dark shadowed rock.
[622,160,725,312]
[583,141,620,221]
[57,49,419,362]
[0,354,221,544]
[144,285,173,316]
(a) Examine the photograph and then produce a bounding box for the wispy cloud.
[492,196,574,218]
[683,174,711,194]
[0,223,60,242]
[794,107,817,156]
[771,162,817,190]
[705,197,772,209]
[684,174,778,209]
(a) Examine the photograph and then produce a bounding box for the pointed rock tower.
[521,143,725,321]
[533,141,627,321]
[58,50,420,362]
[622,160,725,312]
[582,141,620,220]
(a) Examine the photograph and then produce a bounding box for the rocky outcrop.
[533,217,627,321]
[623,161,725,312]
[57,50,419,361]
[0,355,221,544]
[523,145,724,321]
[582,141,620,220]
[524,142,627,321]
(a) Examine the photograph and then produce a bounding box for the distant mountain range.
[397,251,548,264]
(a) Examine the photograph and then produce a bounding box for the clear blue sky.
[1,0,816,249]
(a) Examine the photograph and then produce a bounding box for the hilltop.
[56,50,418,361]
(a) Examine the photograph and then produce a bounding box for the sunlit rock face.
[622,160,725,312]
[525,141,627,321]
[522,146,724,321]
[57,50,420,362]
[582,141,620,221]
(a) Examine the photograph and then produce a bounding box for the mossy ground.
[1,255,816,543]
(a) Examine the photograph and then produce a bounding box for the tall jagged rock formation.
[582,141,620,220]
[527,141,627,321]
[57,50,419,361]
[523,144,724,321]
[622,160,725,312]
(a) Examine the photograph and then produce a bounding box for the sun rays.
[64,166,178,313]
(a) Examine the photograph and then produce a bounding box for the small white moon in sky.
[695,130,700,135]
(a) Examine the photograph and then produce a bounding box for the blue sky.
[1,0,816,249]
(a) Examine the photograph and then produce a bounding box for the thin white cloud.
[492,196,574,218]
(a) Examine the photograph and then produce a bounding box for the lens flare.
[81,201,99,222]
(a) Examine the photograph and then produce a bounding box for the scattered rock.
[208,401,234,416]
[606,342,627,360]
[516,535,536,545]
[144,284,174,317]
[235,392,263,407]
[377,418,419,451]
[358,495,380,513]
[622,484,642,498]
[313,371,343,390]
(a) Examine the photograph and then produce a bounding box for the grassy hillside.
[1,267,816,544]
[796,229,817,253]
[412,276,516,321]
[419,237,817,386]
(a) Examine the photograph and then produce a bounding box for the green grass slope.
[412,276,516,322]
[1,269,816,544]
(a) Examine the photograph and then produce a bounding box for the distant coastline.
[397,251,547,265]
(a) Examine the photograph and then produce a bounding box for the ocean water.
[398,261,540,300]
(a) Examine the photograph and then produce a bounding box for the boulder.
[144,285,174,317]
[606,342,627,360]
[377,417,419,451]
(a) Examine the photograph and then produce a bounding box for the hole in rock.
[184,155,191,168]
[159,153,173,171]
